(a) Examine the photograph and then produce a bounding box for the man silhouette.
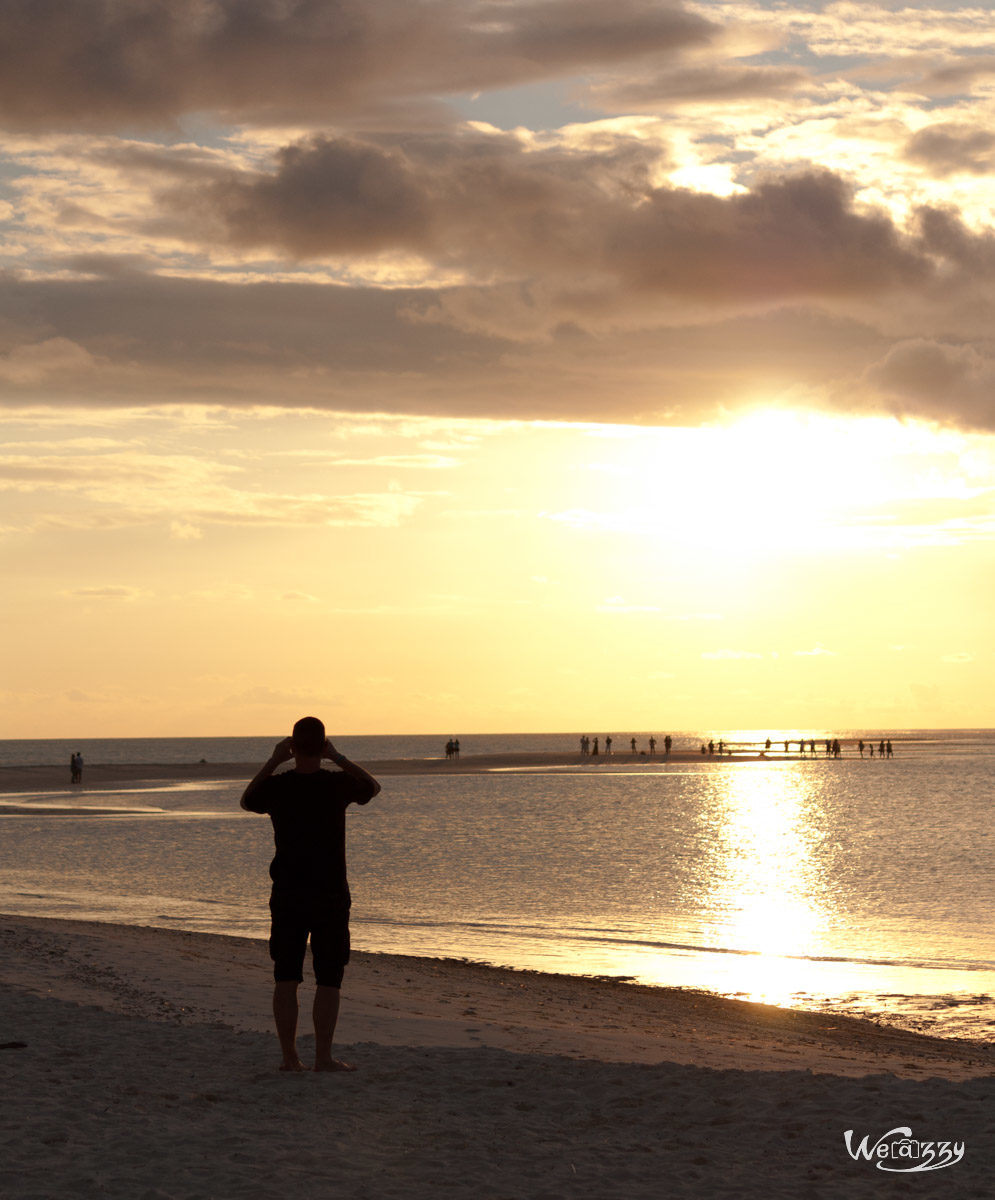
[241,716,380,1071]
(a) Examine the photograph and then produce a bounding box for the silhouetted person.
[630,737,637,754]
[708,740,715,755]
[649,737,656,755]
[241,716,380,1072]
[664,735,672,755]
[71,752,83,784]
[592,737,599,756]
[605,736,612,756]
[886,740,893,758]
[859,740,865,757]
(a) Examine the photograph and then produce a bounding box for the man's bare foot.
[314,1058,357,1072]
[279,1057,308,1072]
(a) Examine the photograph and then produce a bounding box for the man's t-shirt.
[244,768,376,895]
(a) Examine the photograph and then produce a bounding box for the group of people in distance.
[69,752,84,783]
[579,735,673,756]
[760,737,894,758]
[444,738,461,760]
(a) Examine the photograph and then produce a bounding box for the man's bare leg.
[273,980,306,1071]
[313,985,356,1072]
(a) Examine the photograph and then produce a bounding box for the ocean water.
[1,730,992,1041]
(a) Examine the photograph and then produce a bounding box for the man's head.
[291,715,325,757]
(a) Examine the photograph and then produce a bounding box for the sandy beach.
[1,915,991,1199]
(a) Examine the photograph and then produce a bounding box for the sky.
[1,0,994,737]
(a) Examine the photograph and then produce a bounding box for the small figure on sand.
[70,752,83,784]
[241,717,381,1072]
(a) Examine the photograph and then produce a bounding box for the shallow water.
[1,733,992,1040]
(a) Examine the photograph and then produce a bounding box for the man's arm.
[240,738,294,810]
[324,739,382,798]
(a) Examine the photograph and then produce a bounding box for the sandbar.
[0,751,773,796]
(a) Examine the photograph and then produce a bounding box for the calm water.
[1,731,992,1040]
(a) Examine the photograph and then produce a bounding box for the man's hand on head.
[322,738,341,762]
[271,737,294,765]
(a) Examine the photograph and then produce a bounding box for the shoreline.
[2,914,992,1079]
[2,914,992,1198]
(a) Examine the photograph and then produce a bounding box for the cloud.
[588,64,809,109]
[904,123,995,177]
[0,0,717,132]
[157,134,932,309]
[918,55,995,95]
[0,338,97,383]
[863,339,995,428]
[67,585,143,600]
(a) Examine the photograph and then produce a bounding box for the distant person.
[708,740,714,755]
[648,737,656,755]
[879,739,885,757]
[592,737,599,756]
[453,739,460,761]
[605,736,612,756]
[241,716,381,1072]
[765,738,771,752]
[71,752,83,784]
[886,740,893,758]
[700,743,706,755]
[70,753,77,784]
[630,737,637,754]
[445,739,453,760]
[859,740,865,758]
[664,734,672,755]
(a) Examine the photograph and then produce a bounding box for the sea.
[1,729,992,1042]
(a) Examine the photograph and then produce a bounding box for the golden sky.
[1,1,993,735]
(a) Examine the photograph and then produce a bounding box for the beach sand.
[1,915,991,1199]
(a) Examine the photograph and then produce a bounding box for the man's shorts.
[269,887,351,988]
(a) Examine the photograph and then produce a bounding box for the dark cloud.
[587,64,808,109]
[0,0,716,131]
[904,123,995,177]
[863,339,995,428]
[157,134,932,304]
[0,265,992,430]
[918,55,995,95]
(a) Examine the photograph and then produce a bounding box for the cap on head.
[292,715,325,756]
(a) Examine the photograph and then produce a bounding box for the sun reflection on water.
[698,764,833,1007]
